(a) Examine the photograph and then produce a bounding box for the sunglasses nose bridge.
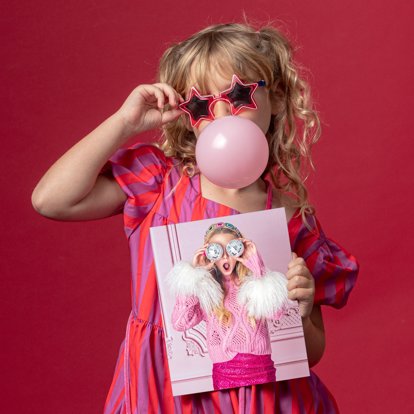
[210,98,232,119]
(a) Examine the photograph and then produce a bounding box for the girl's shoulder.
[272,189,324,243]
[108,143,181,192]
[109,143,171,169]
[270,189,298,223]
[107,144,174,232]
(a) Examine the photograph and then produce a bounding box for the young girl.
[169,222,289,391]
[32,22,359,413]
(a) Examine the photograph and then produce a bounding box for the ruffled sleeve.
[108,144,168,237]
[290,214,359,309]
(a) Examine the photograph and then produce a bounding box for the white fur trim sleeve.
[238,270,290,319]
[167,261,223,315]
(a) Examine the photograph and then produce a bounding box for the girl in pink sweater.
[169,222,290,390]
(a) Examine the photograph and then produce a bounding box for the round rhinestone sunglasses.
[205,239,245,261]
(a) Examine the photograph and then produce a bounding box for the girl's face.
[186,68,273,138]
[208,232,239,277]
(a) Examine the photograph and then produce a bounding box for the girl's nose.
[212,100,231,119]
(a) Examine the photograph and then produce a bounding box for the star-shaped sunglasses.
[179,74,266,127]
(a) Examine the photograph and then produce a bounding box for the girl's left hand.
[235,239,257,265]
[236,240,266,277]
[286,253,315,318]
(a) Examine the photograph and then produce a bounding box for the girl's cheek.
[216,260,225,270]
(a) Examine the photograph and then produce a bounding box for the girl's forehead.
[187,65,234,93]
[186,57,259,94]
[209,232,237,243]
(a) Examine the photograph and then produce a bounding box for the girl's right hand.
[192,247,215,271]
[116,83,184,136]
[236,240,266,277]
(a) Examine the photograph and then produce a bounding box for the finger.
[287,255,306,269]
[151,86,165,109]
[193,249,205,262]
[287,275,313,291]
[193,252,202,262]
[286,265,313,281]
[287,262,308,275]
[196,256,209,267]
[194,249,205,257]
[161,108,184,124]
[239,239,251,247]
[287,275,301,290]
[248,242,257,253]
[153,83,182,108]
[243,241,255,252]
[138,84,166,109]
[287,252,299,269]
[240,239,253,250]
[287,287,314,301]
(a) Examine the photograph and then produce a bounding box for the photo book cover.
[150,208,309,396]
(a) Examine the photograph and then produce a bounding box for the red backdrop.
[2,1,413,413]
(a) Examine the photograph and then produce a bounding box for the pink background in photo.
[2,1,413,413]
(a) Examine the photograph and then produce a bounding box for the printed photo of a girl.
[168,222,290,390]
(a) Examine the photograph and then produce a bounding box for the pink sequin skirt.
[212,353,276,390]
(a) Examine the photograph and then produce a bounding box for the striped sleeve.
[108,144,168,236]
[292,215,359,309]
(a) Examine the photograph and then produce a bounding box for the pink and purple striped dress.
[103,144,359,414]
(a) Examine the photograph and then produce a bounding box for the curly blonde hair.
[205,226,251,325]
[158,22,321,218]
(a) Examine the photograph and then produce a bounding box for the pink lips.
[223,263,230,270]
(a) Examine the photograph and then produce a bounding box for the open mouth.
[223,263,230,271]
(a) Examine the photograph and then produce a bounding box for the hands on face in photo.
[195,238,257,275]
[192,246,215,271]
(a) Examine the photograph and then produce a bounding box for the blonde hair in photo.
[204,226,250,325]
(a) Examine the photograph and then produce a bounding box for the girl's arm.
[302,305,325,367]
[237,242,291,319]
[168,261,223,317]
[32,114,130,220]
[171,295,205,331]
[32,84,182,221]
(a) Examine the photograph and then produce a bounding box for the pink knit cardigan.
[169,254,289,363]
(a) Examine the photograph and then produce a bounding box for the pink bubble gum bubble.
[195,117,269,189]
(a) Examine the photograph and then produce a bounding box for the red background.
[2,1,413,413]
